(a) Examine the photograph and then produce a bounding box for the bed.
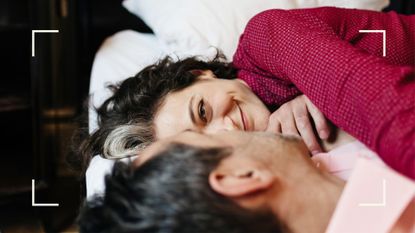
[86,0,392,198]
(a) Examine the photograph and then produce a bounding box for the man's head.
[79,131,323,233]
[78,142,285,233]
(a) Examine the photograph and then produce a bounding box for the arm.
[233,8,415,179]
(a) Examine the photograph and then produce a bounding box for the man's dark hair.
[78,143,285,233]
[72,53,237,174]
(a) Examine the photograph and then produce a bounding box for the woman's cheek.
[255,111,270,131]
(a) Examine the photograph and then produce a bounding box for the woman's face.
[153,70,271,139]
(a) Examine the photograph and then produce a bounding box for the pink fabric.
[326,158,415,233]
[313,141,385,180]
[233,7,415,179]
[313,142,414,232]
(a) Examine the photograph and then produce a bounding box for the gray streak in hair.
[103,124,151,159]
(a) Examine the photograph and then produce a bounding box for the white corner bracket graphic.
[358,178,386,207]
[31,30,59,57]
[32,179,59,207]
[359,30,386,57]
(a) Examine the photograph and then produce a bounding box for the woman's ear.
[209,163,273,198]
[197,70,216,80]
[236,79,250,88]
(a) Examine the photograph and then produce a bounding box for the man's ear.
[209,165,273,198]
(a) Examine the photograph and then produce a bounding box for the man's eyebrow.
[189,95,196,125]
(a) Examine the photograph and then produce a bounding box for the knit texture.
[233,7,415,179]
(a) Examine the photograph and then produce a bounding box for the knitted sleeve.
[233,7,415,179]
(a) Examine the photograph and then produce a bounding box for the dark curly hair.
[72,53,237,174]
[78,143,285,233]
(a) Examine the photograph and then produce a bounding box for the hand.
[266,95,330,154]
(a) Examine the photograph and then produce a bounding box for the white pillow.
[89,30,165,133]
[87,30,164,199]
[122,0,389,60]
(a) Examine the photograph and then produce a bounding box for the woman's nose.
[204,116,239,133]
[205,94,241,133]
[214,95,234,117]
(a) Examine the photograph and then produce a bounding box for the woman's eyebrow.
[188,95,196,125]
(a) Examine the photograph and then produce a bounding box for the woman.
[81,56,335,158]
[78,7,414,179]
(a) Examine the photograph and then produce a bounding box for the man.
[78,130,414,233]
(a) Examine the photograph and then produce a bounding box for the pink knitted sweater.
[233,7,415,179]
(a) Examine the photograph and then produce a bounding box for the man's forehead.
[133,131,214,166]
[133,131,287,167]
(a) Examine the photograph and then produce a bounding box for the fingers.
[266,108,298,136]
[265,116,281,133]
[304,97,330,140]
[280,114,300,136]
[292,102,322,154]
[266,95,329,155]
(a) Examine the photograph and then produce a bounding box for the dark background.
[0,0,151,232]
[0,0,413,232]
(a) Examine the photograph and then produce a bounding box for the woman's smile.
[237,103,248,131]
[153,70,270,138]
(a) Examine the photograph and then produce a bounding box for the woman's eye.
[198,100,208,123]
